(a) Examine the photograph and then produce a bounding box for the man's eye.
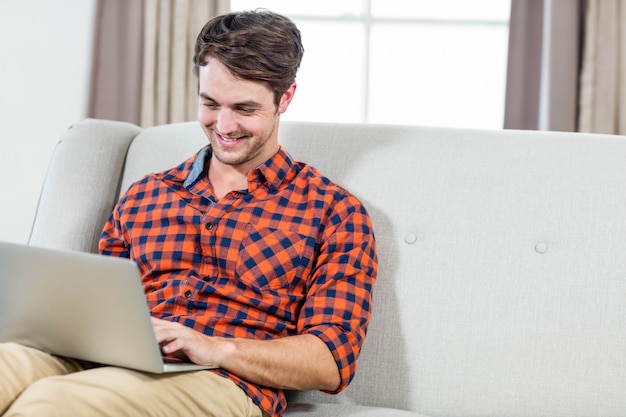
[203,103,218,109]
[238,108,254,114]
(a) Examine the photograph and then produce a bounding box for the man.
[0,9,377,417]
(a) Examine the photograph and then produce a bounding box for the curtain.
[503,0,544,130]
[504,0,584,131]
[140,0,230,127]
[578,0,626,134]
[88,0,144,125]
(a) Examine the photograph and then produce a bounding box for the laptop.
[0,240,215,373]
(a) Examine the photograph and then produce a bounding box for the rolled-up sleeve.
[99,191,132,259]
[299,192,378,393]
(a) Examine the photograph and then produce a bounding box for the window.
[230,0,511,129]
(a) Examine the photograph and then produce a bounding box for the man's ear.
[278,83,297,114]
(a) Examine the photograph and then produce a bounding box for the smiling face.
[198,58,296,175]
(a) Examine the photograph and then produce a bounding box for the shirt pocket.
[236,224,310,290]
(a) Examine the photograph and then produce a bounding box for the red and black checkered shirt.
[99,146,378,416]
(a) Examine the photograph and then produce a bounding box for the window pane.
[368,22,509,129]
[230,0,367,18]
[282,20,366,123]
[228,1,511,129]
[371,0,510,22]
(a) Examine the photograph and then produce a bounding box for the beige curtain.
[578,0,626,134]
[141,0,230,127]
[504,0,583,131]
[88,0,144,125]
[503,0,544,130]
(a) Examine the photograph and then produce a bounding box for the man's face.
[197,58,295,173]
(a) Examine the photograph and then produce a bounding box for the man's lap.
[0,343,264,417]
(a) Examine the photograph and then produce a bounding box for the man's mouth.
[215,132,246,143]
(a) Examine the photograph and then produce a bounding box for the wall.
[0,0,97,243]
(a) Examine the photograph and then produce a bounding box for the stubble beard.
[209,121,277,168]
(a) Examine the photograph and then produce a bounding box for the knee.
[5,376,90,417]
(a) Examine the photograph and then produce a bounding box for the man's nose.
[216,109,237,134]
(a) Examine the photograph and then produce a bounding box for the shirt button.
[184,290,192,298]
[205,222,213,230]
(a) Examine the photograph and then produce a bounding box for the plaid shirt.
[99,146,378,416]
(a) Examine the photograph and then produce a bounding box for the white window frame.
[230,1,511,129]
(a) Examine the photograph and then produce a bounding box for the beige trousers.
[0,343,266,417]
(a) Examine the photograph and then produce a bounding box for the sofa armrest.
[29,119,142,253]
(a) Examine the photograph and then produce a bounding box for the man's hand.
[151,317,228,367]
[150,317,340,391]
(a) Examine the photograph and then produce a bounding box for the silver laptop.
[0,240,215,373]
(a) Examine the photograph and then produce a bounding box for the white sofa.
[30,119,626,416]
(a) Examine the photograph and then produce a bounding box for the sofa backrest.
[31,119,626,416]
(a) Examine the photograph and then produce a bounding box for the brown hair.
[193,9,304,106]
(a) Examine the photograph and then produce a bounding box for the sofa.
[30,118,626,416]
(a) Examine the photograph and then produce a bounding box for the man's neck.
[207,159,249,200]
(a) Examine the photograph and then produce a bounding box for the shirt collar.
[183,146,210,189]
[248,147,295,194]
[183,146,296,194]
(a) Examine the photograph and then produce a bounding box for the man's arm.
[152,317,340,391]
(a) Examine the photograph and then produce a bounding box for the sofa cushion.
[29,119,141,252]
